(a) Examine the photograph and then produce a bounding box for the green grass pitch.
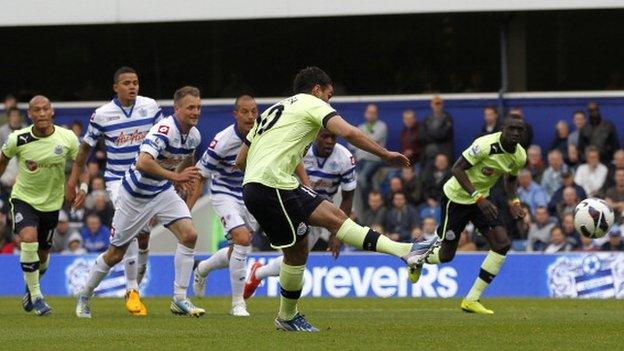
[1,297,621,350]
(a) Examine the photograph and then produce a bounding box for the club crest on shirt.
[25,160,38,171]
[328,161,339,171]
[481,166,494,176]
[54,145,63,155]
[139,108,147,117]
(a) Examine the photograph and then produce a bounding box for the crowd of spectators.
[349,97,624,253]
[0,94,113,254]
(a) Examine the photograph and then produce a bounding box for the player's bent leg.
[228,227,252,316]
[167,218,205,317]
[275,238,318,332]
[308,201,434,266]
[462,226,510,314]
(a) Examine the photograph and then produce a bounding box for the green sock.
[466,250,506,301]
[39,255,50,278]
[425,247,441,264]
[336,219,412,257]
[278,263,305,320]
[20,242,42,299]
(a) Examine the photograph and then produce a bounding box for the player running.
[238,66,435,332]
[410,115,527,314]
[244,128,356,298]
[67,66,162,316]
[0,96,79,316]
[76,86,205,318]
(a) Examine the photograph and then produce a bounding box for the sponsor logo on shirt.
[158,125,170,135]
[468,144,480,157]
[209,139,218,149]
[115,130,148,146]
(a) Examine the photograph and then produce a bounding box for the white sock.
[197,247,229,277]
[174,243,195,301]
[230,244,250,304]
[255,256,283,280]
[124,239,139,291]
[83,254,112,296]
[137,248,149,285]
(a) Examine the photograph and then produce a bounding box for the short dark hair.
[113,66,137,83]
[6,106,20,116]
[483,105,497,114]
[368,190,382,198]
[174,86,201,105]
[503,113,524,127]
[234,94,255,110]
[391,191,406,201]
[293,66,332,94]
[572,110,586,117]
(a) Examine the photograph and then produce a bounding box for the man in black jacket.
[578,102,620,163]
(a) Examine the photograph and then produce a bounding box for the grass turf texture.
[1,297,620,350]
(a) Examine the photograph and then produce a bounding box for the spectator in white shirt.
[574,146,608,197]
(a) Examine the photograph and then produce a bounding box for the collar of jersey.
[113,97,136,118]
[312,144,332,168]
[498,140,513,154]
[233,123,245,142]
[172,114,188,144]
[29,125,56,139]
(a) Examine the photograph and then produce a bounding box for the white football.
[574,198,615,238]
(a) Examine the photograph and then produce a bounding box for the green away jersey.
[2,125,79,212]
[244,93,337,189]
[443,132,526,204]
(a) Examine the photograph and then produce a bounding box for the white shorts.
[211,194,258,243]
[106,180,122,208]
[107,180,153,236]
[110,186,191,247]
[308,226,330,250]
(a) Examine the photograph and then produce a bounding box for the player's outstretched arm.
[325,115,409,168]
[452,156,498,220]
[67,142,92,208]
[235,144,249,171]
[135,152,201,183]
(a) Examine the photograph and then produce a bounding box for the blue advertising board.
[1,252,623,299]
